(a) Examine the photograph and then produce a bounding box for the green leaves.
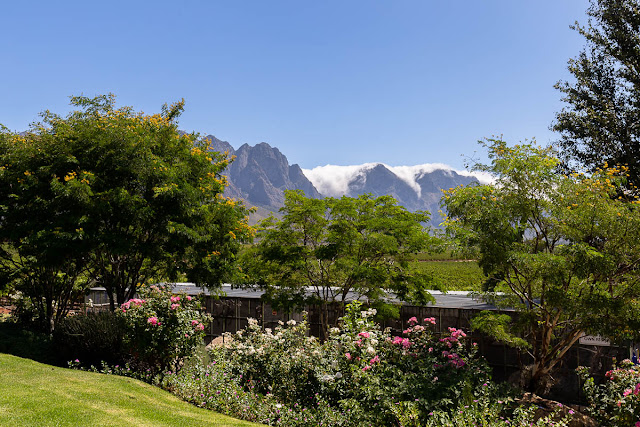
[554,0,640,189]
[443,138,640,391]
[240,191,438,334]
[0,95,254,329]
[470,312,530,350]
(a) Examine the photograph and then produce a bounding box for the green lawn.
[414,259,486,291]
[0,354,259,427]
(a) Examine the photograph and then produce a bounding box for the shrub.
[217,301,499,425]
[221,317,324,406]
[578,360,640,426]
[53,311,126,367]
[117,284,210,373]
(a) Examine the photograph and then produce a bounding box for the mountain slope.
[204,135,482,226]
[204,136,322,220]
[303,163,481,226]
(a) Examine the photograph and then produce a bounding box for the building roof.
[167,283,504,311]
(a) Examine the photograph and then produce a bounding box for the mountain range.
[205,135,482,226]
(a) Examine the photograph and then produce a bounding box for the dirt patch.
[206,335,233,349]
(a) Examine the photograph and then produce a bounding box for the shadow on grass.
[0,320,56,365]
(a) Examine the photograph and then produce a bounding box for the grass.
[0,353,260,427]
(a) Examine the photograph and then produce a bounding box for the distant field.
[412,249,477,262]
[413,259,485,291]
[0,354,259,427]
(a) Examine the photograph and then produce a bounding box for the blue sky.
[2,1,589,170]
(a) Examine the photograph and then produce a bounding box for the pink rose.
[147,316,159,326]
[345,353,352,360]
[358,332,370,339]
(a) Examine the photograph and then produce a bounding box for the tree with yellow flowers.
[442,138,640,395]
[0,95,253,331]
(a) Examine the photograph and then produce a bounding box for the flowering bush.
[425,400,573,427]
[220,316,324,406]
[163,351,351,426]
[319,301,492,425]
[118,284,210,373]
[578,360,640,426]
[214,301,508,425]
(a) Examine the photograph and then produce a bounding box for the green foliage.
[0,95,254,331]
[214,301,492,426]
[53,311,126,367]
[117,284,210,374]
[425,401,573,427]
[442,138,640,393]
[553,0,640,189]
[412,259,485,291]
[158,302,578,426]
[577,360,640,426]
[0,319,54,365]
[240,190,440,336]
[470,311,530,350]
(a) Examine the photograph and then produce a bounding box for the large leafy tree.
[442,139,640,394]
[0,95,254,330]
[241,190,438,338]
[553,0,640,187]
[0,125,92,332]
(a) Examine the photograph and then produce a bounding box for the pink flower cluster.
[147,316,160,326]
[442,350,466,368]
[391,336,412,349]
[170,296,181,303]
[623,383,640,397]
[120,298,146,312]
[403,325,425,334]
[439,327,467,348]
[361,355,380,371]
[191,320,205,331]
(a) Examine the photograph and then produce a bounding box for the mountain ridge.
[203,135,482,226]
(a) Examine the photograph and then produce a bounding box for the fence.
[85,284,629,400]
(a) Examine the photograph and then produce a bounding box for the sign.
[579,334,611,347]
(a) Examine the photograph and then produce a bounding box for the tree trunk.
[45,296,55,335]
[320,302,329,341]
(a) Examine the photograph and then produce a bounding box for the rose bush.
[216,301,514,425]
[578,360,640,426]
[118,284,210,373]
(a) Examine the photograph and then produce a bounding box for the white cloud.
[301,163,379,197]
[302,163,494,197]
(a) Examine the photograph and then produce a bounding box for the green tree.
[0,124,93,332]
[442,139,640,394]
[0,95,254,330]
[553,0,640,188]
[241,190,439,338]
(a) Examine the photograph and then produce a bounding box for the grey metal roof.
[162,283,503,311]
[88,283,505,311]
